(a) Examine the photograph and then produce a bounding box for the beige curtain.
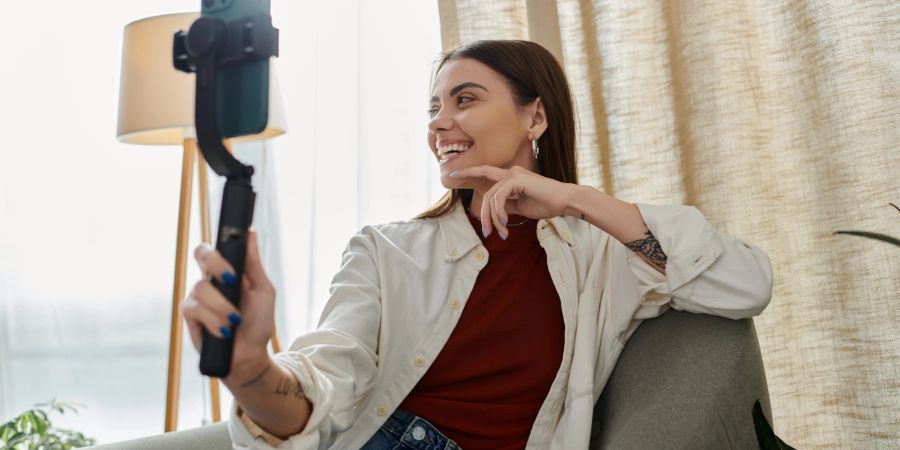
[438,0,900,447]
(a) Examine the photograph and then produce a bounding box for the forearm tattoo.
[625,229,668,269]
[274,375,306,400]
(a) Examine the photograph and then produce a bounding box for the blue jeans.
[360,408,463,450]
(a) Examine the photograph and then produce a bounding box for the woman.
[182,40,773,449]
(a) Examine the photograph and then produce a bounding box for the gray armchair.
[590,309,772,449]
[91,309,772,449]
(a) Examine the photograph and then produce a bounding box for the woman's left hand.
[449,165,578,238]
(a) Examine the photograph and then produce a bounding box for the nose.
[428,110,453,136]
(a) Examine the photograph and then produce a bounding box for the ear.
[525,97,548,140]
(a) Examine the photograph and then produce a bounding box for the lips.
[439,149,467,166]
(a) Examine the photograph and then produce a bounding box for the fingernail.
[228,312,242,326]
[222,271,237,286]
[500,230,508,240]
[500,218,507,226]
[449,171,458,177]
[482,226,488,238]
[220,326,233,339]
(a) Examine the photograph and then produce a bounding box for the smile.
[438,144,470,165]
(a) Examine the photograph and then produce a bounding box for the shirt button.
[450,299,460,310]
[449,248,457,257]
[415,356,426,367]
[474,250,485,261]
[377,406,387,416]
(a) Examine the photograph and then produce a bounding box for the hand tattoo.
[625,229,667,270]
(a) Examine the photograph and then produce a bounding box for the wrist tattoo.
[625,229,668,269]
[239,363,271,388]
[274,375,306,400]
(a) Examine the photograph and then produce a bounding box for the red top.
[398,212,565,449]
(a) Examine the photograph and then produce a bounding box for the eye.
[426,95,474,118]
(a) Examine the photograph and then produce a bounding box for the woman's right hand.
[181,230,275,382]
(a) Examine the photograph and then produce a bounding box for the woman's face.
[427,58,545,189]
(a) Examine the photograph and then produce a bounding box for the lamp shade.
[116,12,286,145]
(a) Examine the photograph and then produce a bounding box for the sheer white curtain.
[0,0,442,444]
[270,0,444,343]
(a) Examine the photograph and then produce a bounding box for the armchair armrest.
[87,421,230,450]
[590,309,774,449]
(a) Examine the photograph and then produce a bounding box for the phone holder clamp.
[172,14,279,179]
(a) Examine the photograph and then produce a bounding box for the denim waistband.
[362,407,462,450]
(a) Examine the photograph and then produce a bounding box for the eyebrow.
[429,82,489,103]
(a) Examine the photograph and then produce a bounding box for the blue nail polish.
[482,226,488,238]
[500,231,508,240]
[222,271,237,286]
[500,218,507,226]
[228,312,242,326]
[220,325,233,339]
[449,171,458,177]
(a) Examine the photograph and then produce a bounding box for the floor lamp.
[115,12,287,432]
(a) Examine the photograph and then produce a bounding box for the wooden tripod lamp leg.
[165,138,196,432]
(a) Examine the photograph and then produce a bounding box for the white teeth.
[438,143,471,156]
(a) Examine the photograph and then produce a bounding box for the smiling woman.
[218,38,773,449]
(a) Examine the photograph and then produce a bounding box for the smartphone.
[202,0,270,138]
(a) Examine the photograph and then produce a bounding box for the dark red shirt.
[398,213,566,449]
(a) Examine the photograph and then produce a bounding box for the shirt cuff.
[629,203,725,301]
[237,406,286,447]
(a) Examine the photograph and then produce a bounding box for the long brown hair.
[415,39,578,220]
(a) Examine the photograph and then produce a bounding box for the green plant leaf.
[33,415,47,436]
[834,230,900,247]
[8,431,30,446]
[1,420,16,439]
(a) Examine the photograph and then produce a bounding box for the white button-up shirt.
[229,200,773,449]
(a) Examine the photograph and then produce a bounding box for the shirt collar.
[438,200,575,262]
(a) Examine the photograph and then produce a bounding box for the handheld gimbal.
[173,13,278,378]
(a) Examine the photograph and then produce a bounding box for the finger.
[181,296,203,350]
[194,244,237,286]
[493,181,513,234]
[484,181,506,239]
[182,293,233,340]
[480,186,495,238]
[193,280,243,326]
[490,192,507,239]
[243,231,271,288]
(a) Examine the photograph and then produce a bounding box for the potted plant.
[0,399,96,449]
